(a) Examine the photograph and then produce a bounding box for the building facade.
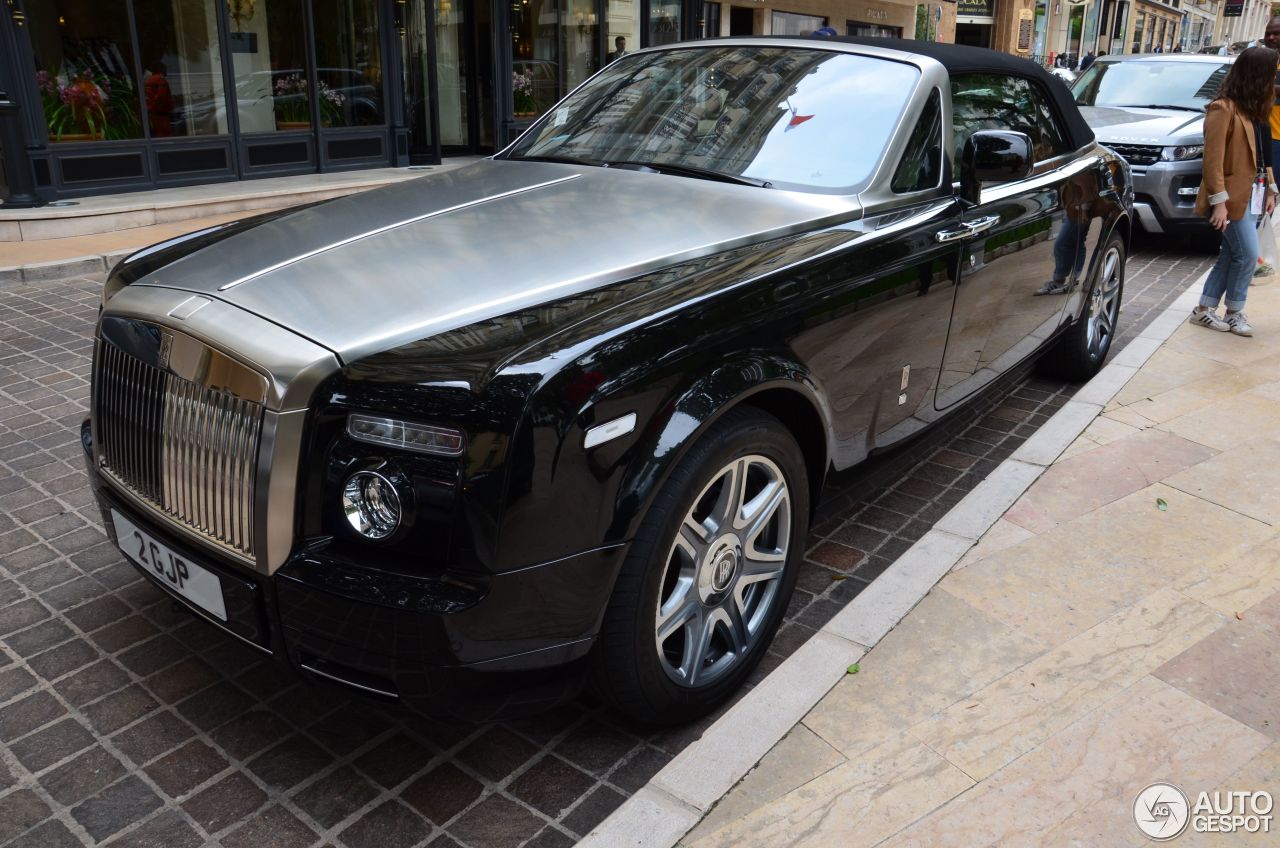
[0,0,926,203]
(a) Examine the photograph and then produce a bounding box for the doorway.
[436,0,494,153]
[730,6,755,36]
[954,23,993,48]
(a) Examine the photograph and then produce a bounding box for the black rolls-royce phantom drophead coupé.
[86,38,1132,724]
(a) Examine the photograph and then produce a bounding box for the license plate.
[111,510,228,621]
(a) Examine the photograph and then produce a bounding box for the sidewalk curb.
[581,272,1207,848]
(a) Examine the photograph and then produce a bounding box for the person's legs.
[1223,215,1258,313]
[1191,221,1240,330]
[1222,215,1258,335]
[1198,228,1235,309]
[1039,218,1084,295]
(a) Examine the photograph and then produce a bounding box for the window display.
[26,0,143,142]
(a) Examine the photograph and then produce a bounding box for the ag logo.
[1135,783,1190,841]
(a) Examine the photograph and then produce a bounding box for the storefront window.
[133,0,229,137]
[562,0,599,94]
[1033,0,1049,58]
[314,0,386,126]
[649,0,681,45]
[25,0,144,143]
[512,0,599,119]
[608,0,639,62]
[1131,13,1144,54]
[698,3,721,38]
[229,0,310,132]
[771,11,824,36]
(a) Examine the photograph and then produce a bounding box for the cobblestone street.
[0,235,1213,848]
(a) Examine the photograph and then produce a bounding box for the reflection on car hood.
[128,160,855,363]
[1077,105,1204,144]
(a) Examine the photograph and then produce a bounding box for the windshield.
[1071,60,1228,111]
[504,46,920,193]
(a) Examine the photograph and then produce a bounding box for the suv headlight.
[1162,145,1204,161]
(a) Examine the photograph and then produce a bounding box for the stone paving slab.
[679,253,1280,848]
[0,235,1211,847]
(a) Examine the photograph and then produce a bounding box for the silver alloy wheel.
[1086,245,1122,356]
[655,454,791,687]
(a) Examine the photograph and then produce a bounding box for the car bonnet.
[120,160,856,364]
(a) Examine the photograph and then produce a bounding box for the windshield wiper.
[504,154,600,166]
[604,160,772,188]
[1117,104,1203,112]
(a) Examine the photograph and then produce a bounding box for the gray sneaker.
[1226,311,1254,336]
[1035,278,1070,296]
[1189,309,1230,331]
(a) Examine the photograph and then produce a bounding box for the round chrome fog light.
[342,471,402,540]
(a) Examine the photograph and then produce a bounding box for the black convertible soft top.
[827,37,1097,152]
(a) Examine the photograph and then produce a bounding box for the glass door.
[399,0,438,161]
[436,0,492,152]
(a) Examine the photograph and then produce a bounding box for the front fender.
[489,347,832,573]
[605,355,832,544]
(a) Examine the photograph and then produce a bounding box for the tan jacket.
[1196,98,1276,221]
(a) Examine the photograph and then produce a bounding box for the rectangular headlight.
[347,414,465,457]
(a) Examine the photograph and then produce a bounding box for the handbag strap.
[1256,120,1267,176]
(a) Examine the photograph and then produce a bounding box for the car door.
[936,73,1102,410]
[787,88,965,466]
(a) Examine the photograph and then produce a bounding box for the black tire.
[1037,230,1126,381]
[592,406,809,725]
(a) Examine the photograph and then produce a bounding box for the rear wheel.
[592,407,809,725]
[1038,231,1125,381]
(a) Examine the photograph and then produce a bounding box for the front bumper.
[84,421,625,720]
[1126,158,1206,234]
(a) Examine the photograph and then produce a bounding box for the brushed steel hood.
[128,159,857,363]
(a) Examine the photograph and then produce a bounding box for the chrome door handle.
[963,215,1001,235]
[935,215,1001,243]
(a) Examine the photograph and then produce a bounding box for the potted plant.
[38,68,141,142]
[272,74,311,129]
[273,74,347,130]
[513,70,536,117]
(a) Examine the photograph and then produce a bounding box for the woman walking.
[1192,45,1279,336]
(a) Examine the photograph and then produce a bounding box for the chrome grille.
[96,339,262,560]
[1106,143,1161,167]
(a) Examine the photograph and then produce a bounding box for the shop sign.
[957,0,995,16]
[1224,1,1244,16]
[1017,9,1034,53]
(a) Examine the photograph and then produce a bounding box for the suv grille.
[1106,143,1161,167]
[95,339,262,560]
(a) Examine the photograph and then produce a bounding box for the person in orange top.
[144,62,174,137]
[1265,18,1280,165]
[1192,47,1279,337]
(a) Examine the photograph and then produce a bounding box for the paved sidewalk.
[678,281,1280,846]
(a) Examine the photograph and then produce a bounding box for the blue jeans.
[1200,214,1258,312]
[1053,217,1088,280]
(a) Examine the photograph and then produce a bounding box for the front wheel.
[592,407,809,725]
[1038,230,1125,381]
